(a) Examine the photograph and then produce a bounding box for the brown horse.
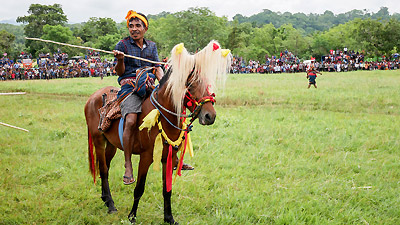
[84,41,231,224]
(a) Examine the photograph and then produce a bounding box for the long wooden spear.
[25,37,168,65]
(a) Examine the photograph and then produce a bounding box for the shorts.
[120,93,144,119]
[308,75,316,84]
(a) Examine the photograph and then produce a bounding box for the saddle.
[98,89,122,132]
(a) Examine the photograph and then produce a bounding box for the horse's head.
[164,41,231,126]
[183,72,216,125]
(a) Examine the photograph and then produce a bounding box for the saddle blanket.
[98,89,122,132]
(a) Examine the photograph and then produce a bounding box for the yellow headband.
[125,10,148,28]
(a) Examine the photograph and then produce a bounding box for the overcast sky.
[1,0,399,24]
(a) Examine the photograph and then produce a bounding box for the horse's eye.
[187,83,195,90]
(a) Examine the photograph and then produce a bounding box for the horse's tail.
[88,128,97,184]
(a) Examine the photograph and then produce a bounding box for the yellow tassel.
[139,108,193,172]
[175,43,184,55]
[221,49,231,57]
[153,133,163,171]
[139,109,159,132]
[187,132,194,157]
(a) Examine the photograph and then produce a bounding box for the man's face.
[128,19,147,41]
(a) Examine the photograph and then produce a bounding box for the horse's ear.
[186,66,197,86]
[159,67,171,87]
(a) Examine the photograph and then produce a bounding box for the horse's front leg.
[162,152,178,225]
[128,153,152,223]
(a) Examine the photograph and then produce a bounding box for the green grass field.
[1,70,399,224]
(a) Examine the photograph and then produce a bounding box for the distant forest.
[1,5,399,62]
[232,7,400,33]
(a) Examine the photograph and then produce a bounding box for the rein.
[149,86,216,131]
[150,88,190,119]
[150,87,189,132]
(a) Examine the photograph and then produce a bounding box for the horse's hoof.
[164,218,178,225]
[128,215,136,224]
[107,207,118,214]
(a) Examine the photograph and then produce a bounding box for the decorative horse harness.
[139,85,216,192]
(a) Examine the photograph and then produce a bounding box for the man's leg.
[122,113,137,185]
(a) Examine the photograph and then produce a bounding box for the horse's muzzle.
[198,109,216,125]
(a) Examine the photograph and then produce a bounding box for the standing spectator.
[306,64,322,89]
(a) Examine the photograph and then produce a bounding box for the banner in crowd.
[22,59,32,69]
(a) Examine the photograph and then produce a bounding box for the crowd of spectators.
[317,48,399,72]
[231,50,308,74]
[2,48,399,81]
[231,48,399,74]
[1,50,115,81]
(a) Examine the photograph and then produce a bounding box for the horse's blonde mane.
[166,40,232,116]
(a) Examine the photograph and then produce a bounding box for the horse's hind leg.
[105,140,117,171]
[128,153,152,223]
[85,87,118,214]
[95,136,118,213]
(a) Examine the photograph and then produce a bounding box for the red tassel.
[213,43,220,51]
[166,145,173,192]
[88,129,96,184]
[177,131,188,176]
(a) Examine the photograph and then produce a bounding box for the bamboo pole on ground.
[0,122,29,132]
[0,92,26,95]
[0,92,29,132]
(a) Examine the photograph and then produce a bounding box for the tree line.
[233,7,400,34]
[1,4,399,62]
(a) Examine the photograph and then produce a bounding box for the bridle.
[149,84,216,132]
[184,88,216,123]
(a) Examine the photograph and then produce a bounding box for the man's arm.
[113,50,125,76]
[149,43,164,81]
[154,66,164,81]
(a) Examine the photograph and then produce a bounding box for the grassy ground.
[0,70,399,224]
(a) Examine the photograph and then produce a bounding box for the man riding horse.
[113,10,192,185]
[85,29,231,224]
